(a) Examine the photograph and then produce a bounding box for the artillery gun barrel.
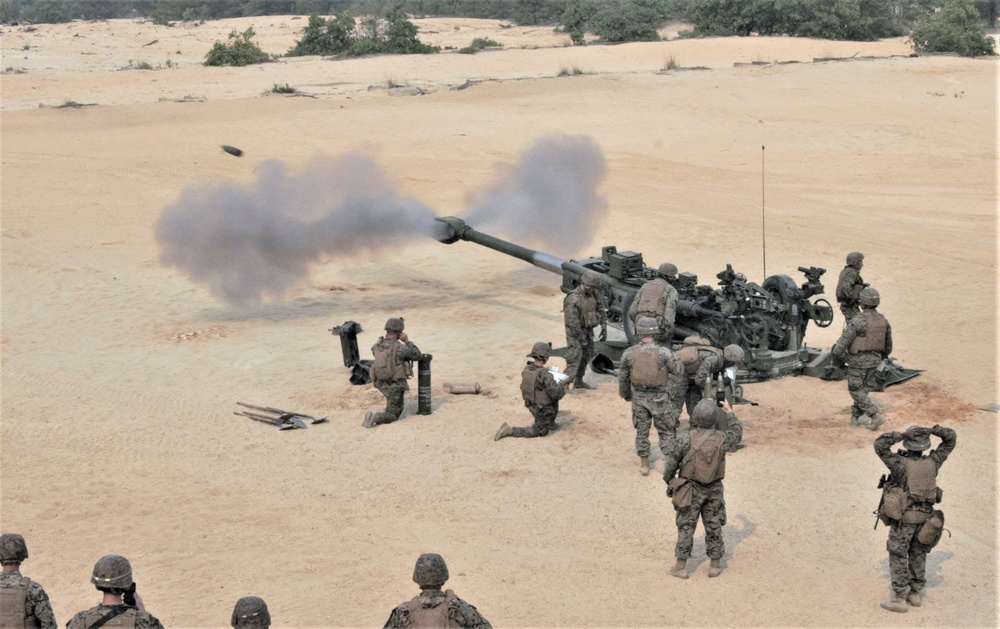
[434,216,589,278]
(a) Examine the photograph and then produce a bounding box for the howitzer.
[434,216,842,382]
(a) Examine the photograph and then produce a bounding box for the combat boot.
[707,558,723,577]
[639,456,650,476]
[573,378,592,390]
[362,411,376,428]
[906,589,922,607]
[868,413,886,431]
[880,594,908,614]
[668,559,688,580]
[494,422,513,441]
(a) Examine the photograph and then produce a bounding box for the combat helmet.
[657,263,678,279]
[635,316,659,336]
[91,555,133,592]
[846,251,864,267]
[412,553,449,588]
[902,426,931,452]
[527,341,551,361]
[859,287,880,307]
[384,317,405,333]
[580,271,601,288]
[690,399,719,429]
[0,534,28,565]
[723,344,745,364]
[231,596,271,629]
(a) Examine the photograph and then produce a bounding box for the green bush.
[288,9,439,58]
[271,83,297,93]
[686,0,903,40]
[911,0,996,56]
[204,27,274,66]
[470,37,502,49]
[560,0,668,44]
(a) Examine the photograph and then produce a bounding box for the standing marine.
[563,271,607,390]
[231,596,270,628]
[874,424,956,613]
[627,262,679,345]
[495,341,567,441]
[364,317,423,428]
[663,399,743,579]
[66,555,164,629]
[383,553,492,629]
[832,287,891,430]
[835,251,867,321]
[676,336,745,419]
[618,317,685,476]
[0,533,56,629]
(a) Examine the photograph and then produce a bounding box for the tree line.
[2,0,995,57]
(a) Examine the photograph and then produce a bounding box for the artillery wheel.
[811,298,834,328]
[762,273,805,351]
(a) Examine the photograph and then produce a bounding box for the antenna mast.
[761,145,766,278]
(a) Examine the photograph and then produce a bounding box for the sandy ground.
[1,15,997,629]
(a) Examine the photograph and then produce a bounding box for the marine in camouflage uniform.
[627,263,680,345]
[563,271,607,390]
[874,424,956,613]
[832,287,891,430]
[0,533,57,629]
[495,342,567,441]
[66,555,164,629]
[677,338,745,419]
[364,317,423,428]
[835,251,867,322]
[663,399,743,579]
[383,554,491,629]
[618,317,685,475]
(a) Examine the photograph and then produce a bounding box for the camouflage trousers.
[840,303,860,322]
[684,380,707,419]
[631,388,678,457]
[887,521,931,597]
[847,365,880,419]
[564,334,593,382]
[373,380,409,425]
[674,480,727,560]
[511,403,559,438]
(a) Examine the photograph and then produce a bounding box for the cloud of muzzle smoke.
[156,135,608,304]
[464,135,607,254]
[156,154,437,305]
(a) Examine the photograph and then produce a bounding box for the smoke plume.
[464,134,607,254]
[156,135,608,304]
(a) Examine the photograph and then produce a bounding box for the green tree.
[589,0,663,42]
[911,0,996,55]
[204,26,274,65]
[561,0,598,44]
[33,0,71,22]
[287,13,353,55]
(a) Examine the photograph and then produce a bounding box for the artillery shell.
[443,381,481,395]
[221,144,243,157]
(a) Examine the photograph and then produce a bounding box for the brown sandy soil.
[1,16,997,629]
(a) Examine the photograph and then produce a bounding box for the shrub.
[910,0,996,56]
[204,27,273,66]
[287,13,353,56]
[288,9,439,58]
[686,0,903,40]
[271,83,297,93]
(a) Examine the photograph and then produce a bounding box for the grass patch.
[557,65,585,76]
[271,83,297,94]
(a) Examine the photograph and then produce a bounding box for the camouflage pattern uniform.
[371,336,423,425]
[836,263,866,321]
[383,589,492,629]
[832,309,892,423]
[683,347,724,418]
[618,340,685,457]
[511,362,565,438]
[663,409,743,561]
[563,282,607,386]
[627,278,679,345]
[0,570,57,629]
[875,426,956,602]
[66,605,164,629]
